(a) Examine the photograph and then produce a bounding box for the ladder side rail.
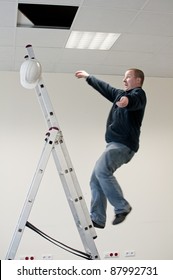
[51,147,99,259]
[36,82,59,128]
[5,129,58,260]
[26,44,59,129]
[35,85,52,129]
[25,44,35,60]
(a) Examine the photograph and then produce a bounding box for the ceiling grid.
[0,0,173,77]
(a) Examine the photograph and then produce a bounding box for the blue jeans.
[90,142,135,227]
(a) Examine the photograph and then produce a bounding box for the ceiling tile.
[0,2,17,27]
[15,27,70,47]
[0,46,15,60]
[112,33,171,53]
[158,37,173,55]
[0,46,15,70]
[129,12,173,36]
[59,48,109,64]
[72,6,138,32]
[143,0,173,12]
[0,28,16,45]
[106,50,153,69]
[83,0,148,10]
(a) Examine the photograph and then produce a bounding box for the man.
[75,69,147,229]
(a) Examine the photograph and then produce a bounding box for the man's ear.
[136,77,141,85]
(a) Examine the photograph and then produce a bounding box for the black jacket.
[86,75,147,152]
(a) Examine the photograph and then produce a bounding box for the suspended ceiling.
[0,0,173,77]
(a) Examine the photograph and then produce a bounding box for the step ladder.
[5,45,100,260]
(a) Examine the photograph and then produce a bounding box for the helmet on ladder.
[20,59,42,89]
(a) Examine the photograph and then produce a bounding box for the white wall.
[0,71,173,260]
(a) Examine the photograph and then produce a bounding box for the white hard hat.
[20,59,42,89]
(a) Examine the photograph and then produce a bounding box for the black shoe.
[92,220,105,229]
[112,207,132,225]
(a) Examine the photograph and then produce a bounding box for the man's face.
[123,70,140,91]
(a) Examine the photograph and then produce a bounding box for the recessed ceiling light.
[65,31,121,50]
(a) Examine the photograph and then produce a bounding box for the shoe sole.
[112,207,132,225]
[92,220,105,229]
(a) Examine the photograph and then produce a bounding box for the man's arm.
[75,70,124,103]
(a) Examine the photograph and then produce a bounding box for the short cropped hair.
[128,68,145,86]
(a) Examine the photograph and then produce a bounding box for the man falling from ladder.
[75,69,147,229]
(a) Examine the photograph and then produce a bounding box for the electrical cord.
[26,221,92,260]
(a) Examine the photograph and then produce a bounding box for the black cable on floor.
[26,221,92,260]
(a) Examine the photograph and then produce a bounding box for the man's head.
[123,68,144,91]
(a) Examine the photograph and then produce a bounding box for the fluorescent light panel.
[65,31,121,50]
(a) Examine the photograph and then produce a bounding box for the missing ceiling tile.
[17,3,78,29]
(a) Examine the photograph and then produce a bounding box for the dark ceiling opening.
[18,3,78,29]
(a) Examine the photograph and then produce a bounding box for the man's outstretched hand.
[75,70,89,79]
